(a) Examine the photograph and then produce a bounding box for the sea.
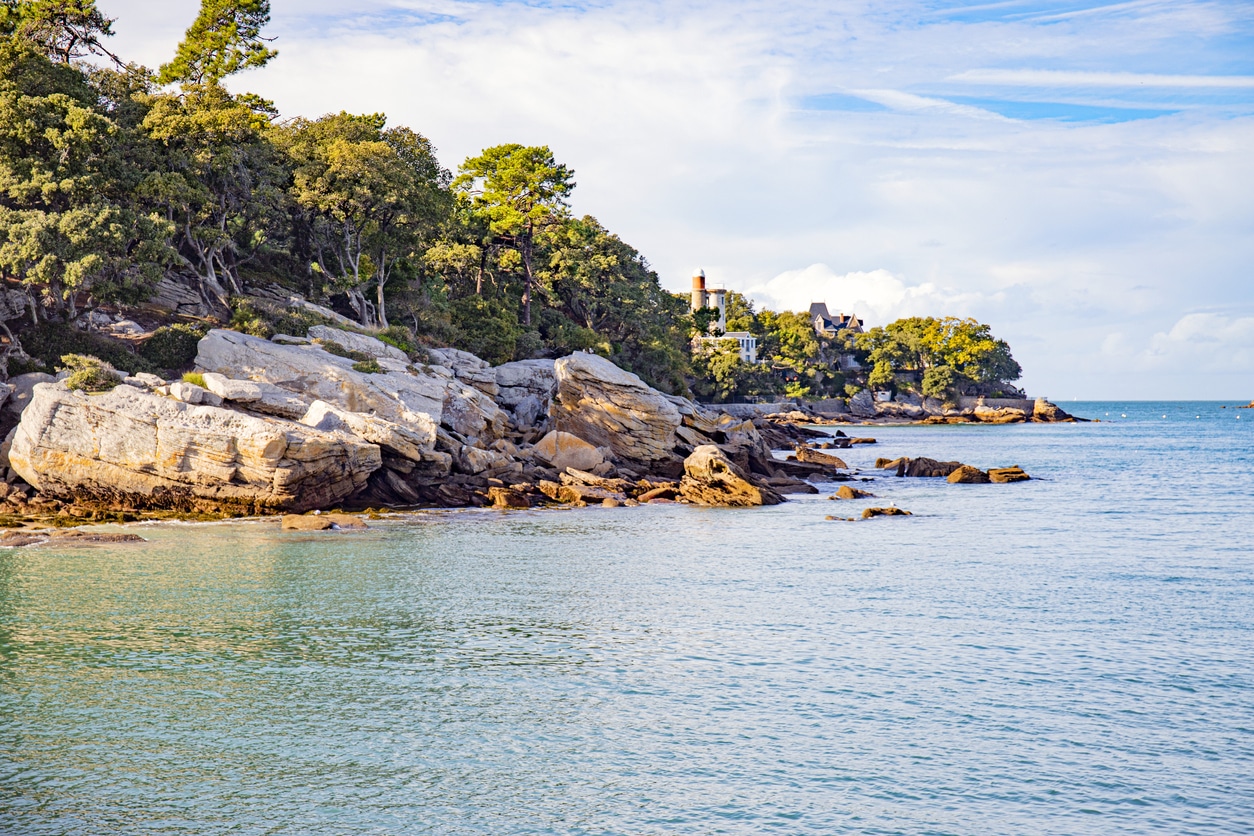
[1,401,1252,835]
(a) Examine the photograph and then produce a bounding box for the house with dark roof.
[808,302,864,337]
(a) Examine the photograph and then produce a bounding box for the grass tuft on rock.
[318,340,372,362]
[352,358,383,374]
[60,354,120,393]
[181,371,206,388]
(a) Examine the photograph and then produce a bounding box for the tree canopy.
[158,0,276,86]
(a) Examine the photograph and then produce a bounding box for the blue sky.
[104,0,1254,398]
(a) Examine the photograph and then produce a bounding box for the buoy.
[1121,413,1127,418]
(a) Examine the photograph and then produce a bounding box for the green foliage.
[689,339,772,403]
[138,323,205,372]
[453,144,574,325]
[783,382,811,400]
[317,340,371,362]
[157,0,276,86]
[921,365,959,400]
[376,325,417,356]
[867,359,895,391]
[1,0,117,64]
[59,353,118,391]
[19,322,152,374]
[856,316,1021,397]
[181,371,206,387]
[448,294,520,365]
[228,298,323,339]
[278,112,451,327]
[0,38,174,314]
[351,358,382,374]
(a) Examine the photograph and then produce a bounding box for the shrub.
[139,324,206,373]
[182,372,206,388]
[19,323,154,375]
[376,325,416,356]
[352,358,382,374]
[229,298,327,340]
[60,354,120,392]
[318,341,371,362]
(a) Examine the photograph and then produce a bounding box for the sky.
[98,0,1254,399]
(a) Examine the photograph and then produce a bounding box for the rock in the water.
[887,457,964,478]
[281,513,369,531]
[974,405,1027,424]
[947,465,991,484]
[9,382,380,513]
[1032,399,1074,423]
[795,446,849,469]
[988,466,1031,483]
[679,445,782,507]
[551,352,682,467]
[862,507,912,519]
[487,487,531,509]
[831,486,875,500]
[532,430,605,473]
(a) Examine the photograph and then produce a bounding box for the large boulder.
[947,465,991,484]
[679,445,782,507]
[532,430,605,473]
[428,347,499,398]
[8,383,380,513]
[1032,399,1074,423]
[196,329,506,440]
[200,372,310,419]
[551,353,681,466]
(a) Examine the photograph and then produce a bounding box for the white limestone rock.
[169,381,224,407]
[300,400,437,463]
[8,383,380,512]
[531,430,605,473]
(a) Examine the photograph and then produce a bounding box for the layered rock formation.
[8,383,380,513]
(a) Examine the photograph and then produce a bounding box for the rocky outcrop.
[679,445,782,507]
[879,456,964,478]
[8,382,381,513]
[974,404,1027,424]
[551,352,682,467]
[848,389,876,418]
[831,486,875,500]
[989,466,1031,483]
[795,447,849,469]
[947,465,991,484]
[307,325,408,362]
[1032,399,1075,422]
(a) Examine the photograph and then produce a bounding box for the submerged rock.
[862,507,912,519]
[281,513,369,531]
[9,383,380,513]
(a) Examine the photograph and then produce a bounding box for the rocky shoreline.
[0,325,1072,531]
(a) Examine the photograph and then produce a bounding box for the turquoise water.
[2,401,1252,835]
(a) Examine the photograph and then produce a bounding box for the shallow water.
[2,401,1252,835]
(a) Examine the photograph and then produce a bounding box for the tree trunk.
[376,276,388,330]
[521,235,533,326]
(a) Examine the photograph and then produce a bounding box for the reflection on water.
[2,403,1253,834]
